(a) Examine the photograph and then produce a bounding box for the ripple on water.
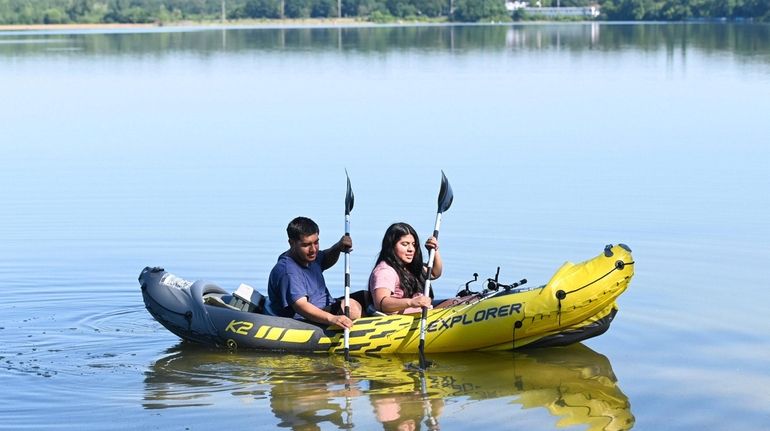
[1,300,168,380]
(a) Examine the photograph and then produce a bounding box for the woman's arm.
[373,288,432,314]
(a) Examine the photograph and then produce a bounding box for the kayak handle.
[456,273,479,297]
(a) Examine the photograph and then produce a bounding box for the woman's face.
[394,234,416,265]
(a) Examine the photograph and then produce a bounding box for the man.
[268,216,362,328]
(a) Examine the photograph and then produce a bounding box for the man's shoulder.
[269,252,295,281]
[272,251,296,269]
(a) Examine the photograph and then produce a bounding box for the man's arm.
[292,297,354,329]
[321,234,353,270]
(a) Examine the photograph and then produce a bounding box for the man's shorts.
[323,290,369,315]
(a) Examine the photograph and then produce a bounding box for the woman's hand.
[408,295,432,308]
[424,236,443,279]
[425,236,439,251]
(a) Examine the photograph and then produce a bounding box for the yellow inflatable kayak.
[139,243,634,353]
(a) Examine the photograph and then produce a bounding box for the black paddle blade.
[345,170,354,215]
[437,170,453,213]
[406,359,434,371]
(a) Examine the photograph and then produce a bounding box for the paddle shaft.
[344,215,351,360]
[342,171,354,361]
[418,212,442,367]
[420,371,439,430]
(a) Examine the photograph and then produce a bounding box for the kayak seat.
[227,283,267,314]
[204,294,240,310]
[366,304,387,317]
[261,296,276,316]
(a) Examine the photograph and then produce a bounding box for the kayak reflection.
[144,343,633,430]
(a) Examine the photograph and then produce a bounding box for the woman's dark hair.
[376,222,426,298]
[287,217,319,241]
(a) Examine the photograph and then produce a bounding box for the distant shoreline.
[0,23,157,31]
[0,18,396,32]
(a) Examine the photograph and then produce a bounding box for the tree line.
[600,0,769,21]
[0,0,768,24]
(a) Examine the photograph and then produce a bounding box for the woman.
[368,222,442,315]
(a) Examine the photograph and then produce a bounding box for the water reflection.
[505,22,601,49]
[144,343,633,430]
[1,24,768,64]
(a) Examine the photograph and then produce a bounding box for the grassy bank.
[0,16,460,31]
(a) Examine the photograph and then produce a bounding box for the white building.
[505,1,601,18]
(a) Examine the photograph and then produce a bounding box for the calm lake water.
[1,23,769,430]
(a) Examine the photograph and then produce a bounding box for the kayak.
[139,243,634,353]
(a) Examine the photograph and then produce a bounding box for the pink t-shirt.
[368,261,424,314]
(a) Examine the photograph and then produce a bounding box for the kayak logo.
[427,303,522,332]
[225,320,254,335]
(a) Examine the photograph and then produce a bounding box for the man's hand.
[337,234,353,253]
[329,313,354,329]
[293,297,357,329]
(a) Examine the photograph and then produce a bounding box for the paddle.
[417,171,453,370]
[419,370,440,430]
[343,170,354,361]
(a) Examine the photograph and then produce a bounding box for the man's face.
[289,233,320,266]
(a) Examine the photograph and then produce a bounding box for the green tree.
[342,0,387,16]
[0,0,768,24]
[452,0,507,21]
[387,0,418,17]
[738,0,770,20]
[285,0,313,17]
[658,0,684,19]
[311,0,335,17]
[703,0,739,17]
[66,0,91,21]
[601,0,656,20]
[44,7,67,23]
[243,0,281,18]
[414,0,445,16]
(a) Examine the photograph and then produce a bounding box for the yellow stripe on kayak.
[280,329,315,343]
[265,327,284,340]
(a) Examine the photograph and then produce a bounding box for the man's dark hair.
[287,217,319,241]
